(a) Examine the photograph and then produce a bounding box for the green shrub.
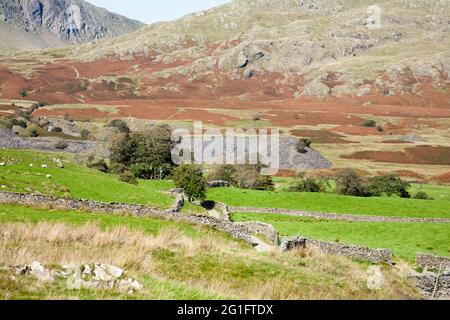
[80,129,90,139]
[87,157,109,173]
[19,89,28,98]
[289,177,329,193]
[172,164,206,201]
[108,162,126,174]
[119,170,138,185]
[29,128,39,137]
[335,169,368,197]
[363,119,377,128]
[107,119,130,133]
[413,191,433,200]
[368,174,411,198]
[11,118,27,128]
[54,141,69,150]
[51,127,63,133]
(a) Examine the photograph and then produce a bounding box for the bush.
[87,157,109,173]
[29,128,39,137]
[252,113,262,121]
[110,124,174,179]
[335,169,368,197]
[363,119,377,128]
[51,127,63,133]
[54,141,69,150]
[108,162,126,174]
[208,165,238,185]
[235,165,274,191]
[172,165,206,201]
[107,119,130,133]
[80,129,90,139]
[413,191,433,200]
[289,177,329,193]
[11,118,27,128]
[296,138,312,154]
[19,89,28,98]
[368,174,411,198]
[119,171,138,185]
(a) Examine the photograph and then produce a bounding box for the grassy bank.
[0,149,174,209]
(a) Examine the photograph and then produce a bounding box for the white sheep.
[41,164,48,168]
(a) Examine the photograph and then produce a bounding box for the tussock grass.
[0,216,419,300]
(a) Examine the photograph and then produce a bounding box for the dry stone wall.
[0,191,254,244]
[234,221,279,245]
[280,236,393,264]
[416,253,450,271]
[409,271,450,298]
[230,206,450,223]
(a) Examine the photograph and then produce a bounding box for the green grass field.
[208,188,450,219]
[232,212,450,262]
[0,149,174,209]
[0,204,200,237]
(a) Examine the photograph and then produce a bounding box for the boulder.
[117,278,144,294]
[301,80,331,96]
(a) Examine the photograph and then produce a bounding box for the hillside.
[0,0,449,179]
[0,0,145,52]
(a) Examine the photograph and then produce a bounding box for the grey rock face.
[0,0,144,45]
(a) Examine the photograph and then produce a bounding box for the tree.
[368,174,411,198]
[208,165,238,185]
[19,89,28,98]
[172,165,206,202]
[335,168,368,197]
[235,165,274,191]
[110,124,175,179]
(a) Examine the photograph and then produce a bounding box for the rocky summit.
[0,0,144,52]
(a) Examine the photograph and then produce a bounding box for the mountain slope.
[0,0,449,104]
[0,0,145,52]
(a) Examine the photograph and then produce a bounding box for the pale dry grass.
[0,221,419,300]
[0,222,209,273]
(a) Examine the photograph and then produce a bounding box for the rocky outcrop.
[0,135,97,153]
[0,0,144,51]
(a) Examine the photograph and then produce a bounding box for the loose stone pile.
[11,262,143,294]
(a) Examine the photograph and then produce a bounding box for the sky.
[86,0,231,24]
